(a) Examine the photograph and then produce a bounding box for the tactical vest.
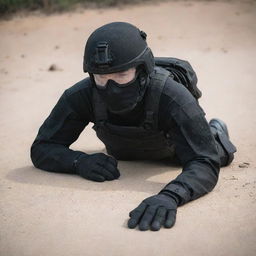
[92,67,176,160]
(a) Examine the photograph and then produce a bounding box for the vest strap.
[144,67,170,130]
[93,87,108,123]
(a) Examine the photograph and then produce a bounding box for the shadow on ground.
[7,159,181,194]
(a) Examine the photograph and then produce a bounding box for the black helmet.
[83,22,154,75]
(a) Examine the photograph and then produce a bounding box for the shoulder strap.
[92,87,108,124]
[143,67,170,130]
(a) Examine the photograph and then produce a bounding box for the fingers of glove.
[95,153,115,164]
[98,162,120,179]
[151,207,167,231]
[107,156,118,167]
[87,172,105,182]
[164,209,177,228]
[128,202,147,229]
[94,166,116,181]
[94,153,108,160]
[139,206,157,231]
[91,153,119,178]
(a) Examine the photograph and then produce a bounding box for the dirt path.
[1,1,256,256]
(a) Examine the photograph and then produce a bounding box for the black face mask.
[95,72,148,114]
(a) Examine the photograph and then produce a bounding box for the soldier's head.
[83,22,154,114]
[83,22,154,76]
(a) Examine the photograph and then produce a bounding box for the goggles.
[93,67,136,87]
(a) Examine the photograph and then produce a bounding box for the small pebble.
[221,47,228,53]
[0,68,8,74]
[48,64,62,71]
[239,162,250,168]
[242,182,250,187]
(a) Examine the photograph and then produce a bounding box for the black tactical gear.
[83,22,154,75]
[31,72,234,203]
[92,67,175,160]
[92,66,236,165]
[30,20,237,232]
[31,60,236,230]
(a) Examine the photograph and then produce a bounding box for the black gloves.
[128,193,178,231]
[74,153,120,182]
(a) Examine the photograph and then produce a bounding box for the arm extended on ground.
[160,112,220,205]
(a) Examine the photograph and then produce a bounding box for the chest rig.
[92,67,175,160]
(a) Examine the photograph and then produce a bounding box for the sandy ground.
[0,0,256,255]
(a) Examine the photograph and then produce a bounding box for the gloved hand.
[75,153,120,182]
[128,193,177,231]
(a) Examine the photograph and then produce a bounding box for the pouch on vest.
[155,57,202,99]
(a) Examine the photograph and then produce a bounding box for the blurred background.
[0,0,153,15]
[1,1,256,256]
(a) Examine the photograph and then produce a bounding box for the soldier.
[31,22,236,231]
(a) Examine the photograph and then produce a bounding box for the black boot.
[209,118,237,166]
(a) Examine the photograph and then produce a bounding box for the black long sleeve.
[158,78,220,206]
[31,78,94,173]
[31,76,220,206]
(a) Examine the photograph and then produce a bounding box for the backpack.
[154,57,202,99]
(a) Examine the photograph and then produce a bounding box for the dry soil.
[0,1,256,256]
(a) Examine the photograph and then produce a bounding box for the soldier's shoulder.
[158,77,205,121]
[161,77,196,105]
[65,77,92,97]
